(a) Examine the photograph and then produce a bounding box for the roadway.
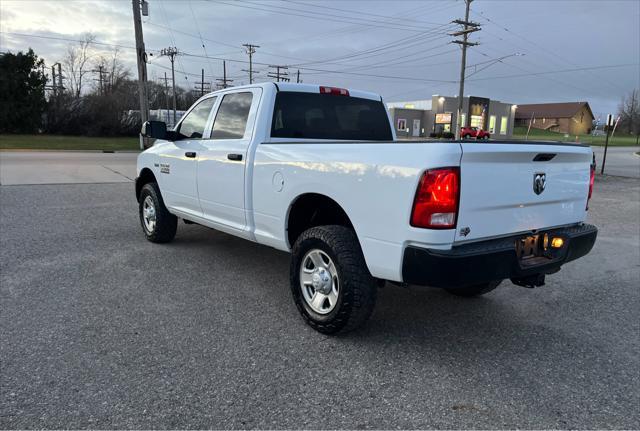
[0,150,638,428]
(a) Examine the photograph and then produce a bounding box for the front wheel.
[444,280,502,297]
[290,225,377,335]
[463,134,471,139]
[139,182,177,243]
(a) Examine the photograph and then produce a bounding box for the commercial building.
[387,95,517,139]
[514,102,594,135]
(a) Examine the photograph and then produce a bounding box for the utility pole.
[92,64,106,95]
[194,68,211,96]
[158,73,171,123]
[296,69,301,83]
[51,66,57,96]
[132,0,150,149]
[451,0,480,140]
[216,60,233,89]
[242,43,259,84]
[160,47,179,125]
[57,63,63,91]
[268,65,289,82]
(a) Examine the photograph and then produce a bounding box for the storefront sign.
[435,112,452,124]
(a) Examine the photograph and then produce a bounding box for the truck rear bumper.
[402,223,597,288]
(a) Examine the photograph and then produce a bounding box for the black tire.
[138,182,177,243]
[463,134,471,139]
[444,280,502,297]
[290,225,377,335]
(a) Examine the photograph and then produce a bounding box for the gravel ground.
[0,176,638,429]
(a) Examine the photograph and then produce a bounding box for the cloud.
[1,0,638,115]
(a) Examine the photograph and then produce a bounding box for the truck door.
[197,88,262,232]
[158,96,216,217]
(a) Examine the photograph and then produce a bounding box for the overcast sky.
[1,0,639,118]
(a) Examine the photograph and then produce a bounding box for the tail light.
[320,86,349,96]
[411,167,460,229]
[587,161,595,210]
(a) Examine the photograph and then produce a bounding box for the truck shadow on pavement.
[176,223,581,349]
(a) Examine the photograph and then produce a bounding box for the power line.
[188,0,216,80]
[211,0,448,33]
[467,63,639,82]
[179,51,456,83]
[469,7,629,95]
[282,0,452,26]
[0,31,144,52]
[289,24,455,68]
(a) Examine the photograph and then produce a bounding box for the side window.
[211,92,253,139]
[177,97,216,139]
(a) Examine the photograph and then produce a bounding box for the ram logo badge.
[160,163,170,174]
[533,172,546,195]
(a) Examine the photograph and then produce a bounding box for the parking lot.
[0,152,638,429]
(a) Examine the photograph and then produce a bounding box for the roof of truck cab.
[206,82,382,101]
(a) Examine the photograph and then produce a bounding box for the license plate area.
[515,234,553,267]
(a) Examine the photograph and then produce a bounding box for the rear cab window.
[271,91,392,141]
[211,92,253,139]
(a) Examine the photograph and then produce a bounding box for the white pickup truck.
[136,82,597,334]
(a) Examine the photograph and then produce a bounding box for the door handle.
[227,153,243,161]
[185,151,196,158]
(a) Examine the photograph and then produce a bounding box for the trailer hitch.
[511,274,546,288]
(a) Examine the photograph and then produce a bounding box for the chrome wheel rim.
[142,196,156,233]
[300,249,339,315]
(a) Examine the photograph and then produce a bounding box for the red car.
[461,126,490,140]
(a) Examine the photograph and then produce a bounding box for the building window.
[543,117,546,124]
[489,115,496,133]
[500,116,508,135]
[470,115,484,128]
[397,118,406,131]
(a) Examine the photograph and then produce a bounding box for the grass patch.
[0,134,140,151]
[512,127,639,146]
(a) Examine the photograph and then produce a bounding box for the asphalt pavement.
[1,165,638,428]
[0,151,137,185]
[592,145,640,178]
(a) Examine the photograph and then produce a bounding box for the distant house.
[515,102,594,135]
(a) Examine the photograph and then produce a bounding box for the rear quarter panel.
[252,142,462,281]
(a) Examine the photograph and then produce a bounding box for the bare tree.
[93,48,130,95]
[63,33,95,98]
[617,89,639,142]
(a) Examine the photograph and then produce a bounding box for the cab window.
[177,97,216,139]
[211,92,253,139]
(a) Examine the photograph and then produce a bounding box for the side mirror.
[141,120,167,140]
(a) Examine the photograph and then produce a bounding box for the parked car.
[136,83,597,334]
[461,126,491,139]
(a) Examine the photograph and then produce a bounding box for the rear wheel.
[444,280,502,297]
[463,134,471,139]
[290,225,377,334]
[139,182,177,243]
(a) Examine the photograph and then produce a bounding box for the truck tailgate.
[455,143,593,243]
